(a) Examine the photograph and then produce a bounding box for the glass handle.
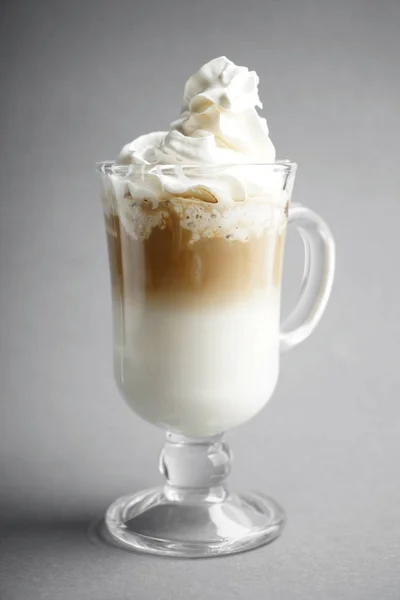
[280,203,335,352]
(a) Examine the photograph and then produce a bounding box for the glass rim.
[96,160,297,175]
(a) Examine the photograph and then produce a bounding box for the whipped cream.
[114,57,283,205]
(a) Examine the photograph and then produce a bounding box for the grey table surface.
[1,1,400,599]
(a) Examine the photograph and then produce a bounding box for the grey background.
[0,0,399,598]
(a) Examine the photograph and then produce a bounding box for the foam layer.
[114,195,286,243]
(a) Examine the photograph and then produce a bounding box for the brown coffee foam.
[104,198,286,307]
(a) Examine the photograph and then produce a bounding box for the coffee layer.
[105,197,286,307]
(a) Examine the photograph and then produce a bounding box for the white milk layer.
[112,291,280,436]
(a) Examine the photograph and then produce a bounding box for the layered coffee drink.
[98,56,336,558]
[100,57,293,436]
[101,177,288,436]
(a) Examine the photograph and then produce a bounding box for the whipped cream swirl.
[116,57,280,204]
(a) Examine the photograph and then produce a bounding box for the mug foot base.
[102,487,285,558]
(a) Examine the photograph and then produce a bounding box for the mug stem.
[160,433,231,503]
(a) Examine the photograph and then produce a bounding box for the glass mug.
[96,161,335,557]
